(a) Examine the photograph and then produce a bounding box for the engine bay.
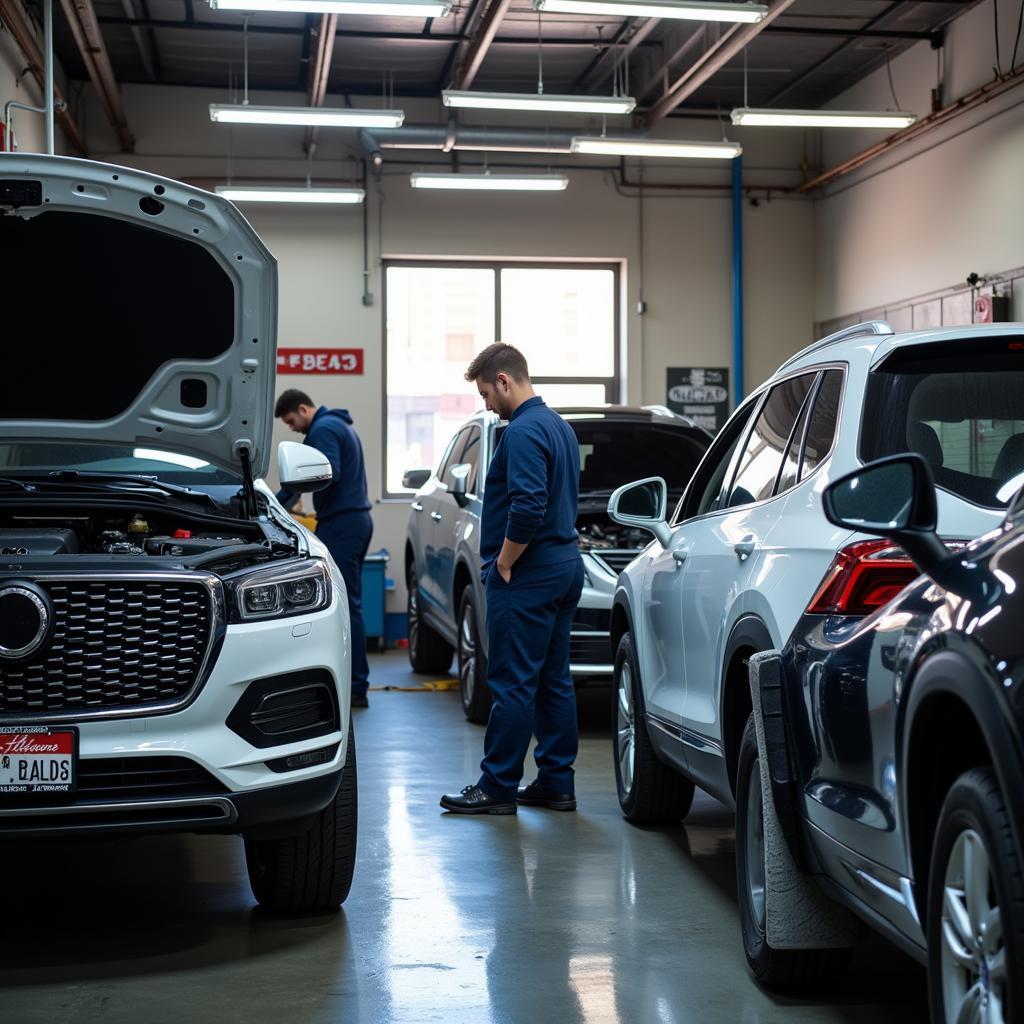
[576,513,651,552]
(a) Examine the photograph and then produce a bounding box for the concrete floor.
[0,651,929,1024]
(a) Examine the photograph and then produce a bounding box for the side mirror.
[608,476,671,548]
[823,454,948,572]
[278,441,332,493]
[402,468,431,490]
[449,463,472,508]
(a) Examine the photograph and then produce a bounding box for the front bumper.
[570,552,631,679]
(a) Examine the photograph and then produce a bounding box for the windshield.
[861,339,1024,509]
[0,443,241,487]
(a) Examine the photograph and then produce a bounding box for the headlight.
[228,559,332,622]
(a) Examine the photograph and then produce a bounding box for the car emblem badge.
[0,584,51,660]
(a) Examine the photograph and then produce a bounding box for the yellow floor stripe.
[368,679,460,693]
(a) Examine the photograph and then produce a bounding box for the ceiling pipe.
[0,0,86,152]
[304,13,338,154]
[60,0,135,150]
[645,0,797,125]
[453,0,513,90]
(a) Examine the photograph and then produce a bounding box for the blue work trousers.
[478,556,585,802]
[316,510,373,698]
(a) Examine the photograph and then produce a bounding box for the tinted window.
[459,427,482,494]
[800,369,843,480]
[774,387,813,496]
[437,432,463,484]
[727,374,816,508]
[861,341,1024,508]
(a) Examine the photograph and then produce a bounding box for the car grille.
[0,578,214,720]
[570,632,612,667]
[589,549,638,576]
[75,756,229,801]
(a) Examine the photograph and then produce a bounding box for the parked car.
[608,322,1024,827]
[733,452,1023,1021]
[0,155,356,912]
[403,406,711,722]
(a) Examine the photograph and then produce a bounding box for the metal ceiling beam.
[0,0,86,152]
[60,0,135,150]
[452,0,513,90]
[635,22,704,103]
[119,0,160,80]
[762,24,939,42]
[436,0,485,90]
[303,12,337,153]
[645,0,796,124]
[569,17,635,93]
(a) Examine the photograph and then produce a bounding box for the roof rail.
[777,320,894,373]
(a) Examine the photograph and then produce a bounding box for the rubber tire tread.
[458,587,492,724]
[614,632,695,825]
[736,715,851,991]
[926,766,1024,1023]
[245,722,358,913]
[408,566,453,674]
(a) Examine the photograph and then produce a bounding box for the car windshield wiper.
[9,471,218,507]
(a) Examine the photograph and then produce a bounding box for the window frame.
[382,259,621,498]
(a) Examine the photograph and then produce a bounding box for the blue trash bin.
[361,550,389,651]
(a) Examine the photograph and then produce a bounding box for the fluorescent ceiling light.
[210,0,451,14]
[572,136,742,159]
[210,104,404,128]
[410,173,569,192]
[533,0,766,22]
[216,186,366,204]
[443,90,635,115]
[731,107,917,129]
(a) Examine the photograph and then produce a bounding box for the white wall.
[815,0,1024,323]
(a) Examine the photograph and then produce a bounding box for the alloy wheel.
[745,755,766,931]
[408,579,420,658]
[459,601,477,703]
[940,828,1006,1024]
[616,661,635,796]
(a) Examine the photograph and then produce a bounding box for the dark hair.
[275,389,315,417]
[464,343,530,384]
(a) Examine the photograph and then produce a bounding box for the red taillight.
[806,539,920,616]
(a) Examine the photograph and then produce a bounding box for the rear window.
[860,340,1024,509]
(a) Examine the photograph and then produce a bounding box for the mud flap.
[748,651,858,950]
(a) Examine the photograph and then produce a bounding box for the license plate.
[0,726,77,795]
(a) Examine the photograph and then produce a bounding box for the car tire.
[926,767,1022,1024]
[613,632,695,824]
[736,715,851,990]
[244,722,358,913]
[407,565,453,675]
[457,587,491,724]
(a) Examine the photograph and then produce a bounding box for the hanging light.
[571,136,741,158]
[442,90,635,115]
[216,186,366,204]
[533,0,766,22]
[210,0,452,15]
[731,107,917,128]
[210,104,405,128]
[410,173,569,191]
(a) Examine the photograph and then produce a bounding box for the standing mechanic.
[441,344,584,815]
[275,389,373,709]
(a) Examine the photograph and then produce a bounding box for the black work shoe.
[517,780,577,811]
[351,694,369,709]
[440,784,517,815]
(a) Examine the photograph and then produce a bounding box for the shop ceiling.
[40,0,974,124]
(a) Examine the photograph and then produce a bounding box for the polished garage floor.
[0,652,928,1023]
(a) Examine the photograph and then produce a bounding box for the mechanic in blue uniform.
[275,389,373,709]
[441,344,584,814]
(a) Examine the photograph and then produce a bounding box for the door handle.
[411,502,424,512]
[431,511,443,522]
[734,536,756,561]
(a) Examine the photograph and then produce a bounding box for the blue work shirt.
[480,396,580,577]
[277,406,371,523]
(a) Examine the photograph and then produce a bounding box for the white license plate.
[0,726,77,795]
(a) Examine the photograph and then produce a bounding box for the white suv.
[608,321,1024,823]
[0,156,356,912]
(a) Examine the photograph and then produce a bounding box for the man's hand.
[497,561,513,585]
[495,538,528,585]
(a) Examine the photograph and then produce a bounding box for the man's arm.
[499,429,549,582]
[275,487,300,512]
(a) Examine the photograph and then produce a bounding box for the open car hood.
[0,155,277,478]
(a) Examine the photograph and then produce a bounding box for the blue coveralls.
[477,396,584,802]
[278,407,373,700]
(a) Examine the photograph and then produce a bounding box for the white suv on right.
[608,321,1024,823]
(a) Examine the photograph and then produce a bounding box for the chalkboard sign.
[666,368,730,433]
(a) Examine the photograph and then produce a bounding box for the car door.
[640,398,760,724]
[416,431,463,613]
[678,372,819,733]
[434,424,483,620]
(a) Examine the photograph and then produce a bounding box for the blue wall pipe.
[732,154,744,407]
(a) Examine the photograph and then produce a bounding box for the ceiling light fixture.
[533,0,766,22]
[216,186,366,204]
[730,107,917,128]
[571,136,742,158]
[410,172,569,191]
[210,104,405,128]
[210,0,451,14]
[442,90,635,116]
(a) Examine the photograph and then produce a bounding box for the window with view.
[384,262,619,495]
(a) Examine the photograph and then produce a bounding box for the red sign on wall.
[276,348,364,375]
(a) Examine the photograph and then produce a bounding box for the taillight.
[806,539,920,616]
